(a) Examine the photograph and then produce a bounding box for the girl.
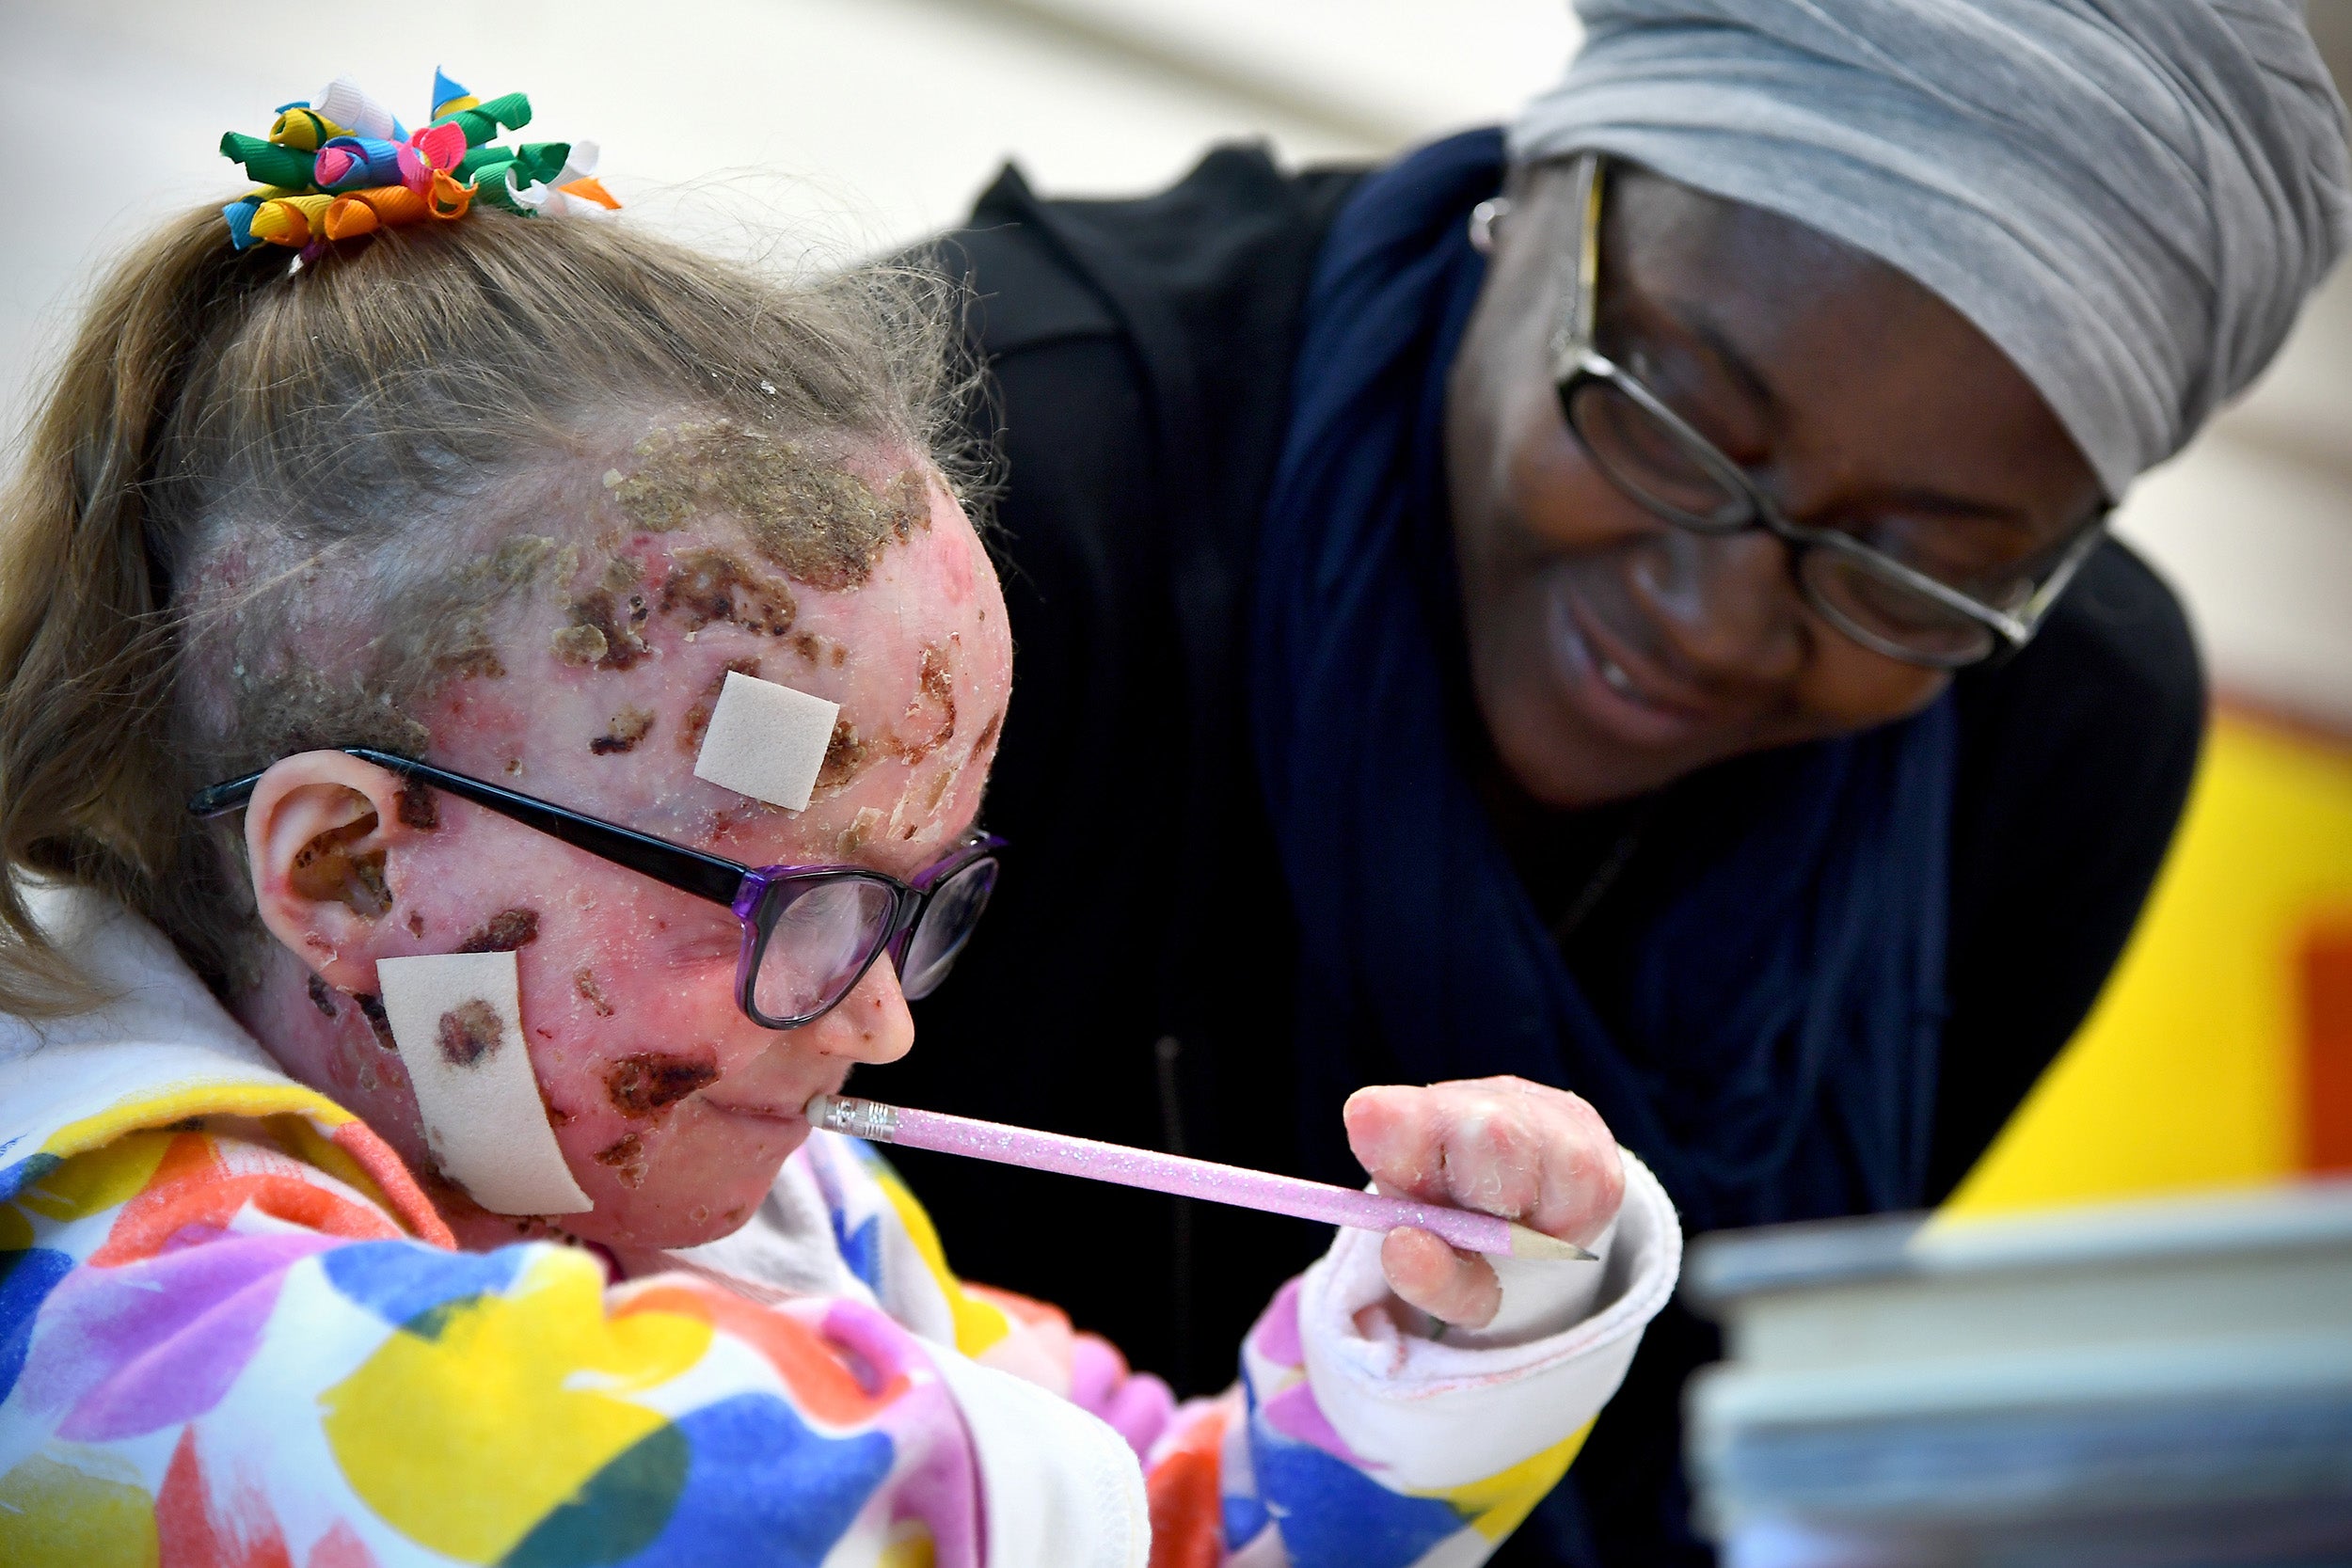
[0,77,1677,1566]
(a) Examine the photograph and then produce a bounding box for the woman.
[875,0,2350,1562]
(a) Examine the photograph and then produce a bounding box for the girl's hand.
[1343,1076,1625,1330]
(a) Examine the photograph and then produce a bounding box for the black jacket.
[868,144,2203,1566]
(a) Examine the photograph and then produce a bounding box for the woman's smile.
[1544,567,1733,750]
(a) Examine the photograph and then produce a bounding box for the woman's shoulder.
[917,149,1373,816]
[1930,534,2205,1193]
[1954,533,2203,804]
[937,143,1366,363]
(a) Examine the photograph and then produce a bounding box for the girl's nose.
[805,956,915,1065]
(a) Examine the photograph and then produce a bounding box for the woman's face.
[1445,163,2105,810]
[243,439,1011,1251]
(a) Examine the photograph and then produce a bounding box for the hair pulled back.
[0,203,967,1014]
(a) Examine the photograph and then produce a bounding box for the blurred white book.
[1684,1181,2352,1568]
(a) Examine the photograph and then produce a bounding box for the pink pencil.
[806,1093,1595,1261]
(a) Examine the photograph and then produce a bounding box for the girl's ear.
[246,752,428,994]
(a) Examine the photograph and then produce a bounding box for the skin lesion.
[550,622,608,667]
[551,588,652,671]
[435,999,502,1067]
[812,638,962,799]
[837,807,883,854]
[434,643,507,682]
[289,812,393,919]
[657,547,799,640]
[678,657,762,755]
[604,421,933,593]
[906,706,1001,834]
[396,776,439,830]
[816,718,875,791]
[353,992,397,1050]
[594,1131,647,1187]
[574,967,615,1018]
[458,908,541,954]
[920,766,957,817]
[898,641,958,764]
[605,1052,721,1118]
[591,705,656,755]
[791,631,847,668]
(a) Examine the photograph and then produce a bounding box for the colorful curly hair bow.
[218,70,620,258]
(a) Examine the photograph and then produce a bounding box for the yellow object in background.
[1947,707,2352,1215]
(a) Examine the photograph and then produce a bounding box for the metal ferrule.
[809,1094,898,1142]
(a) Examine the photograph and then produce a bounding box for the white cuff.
[1295,1148,1681,1491]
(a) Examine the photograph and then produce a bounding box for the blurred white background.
[2,0,2344,724]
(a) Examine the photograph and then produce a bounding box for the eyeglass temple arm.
[187,748,749,909]
[2016,516,2108,626]
[1923,512,2109,649]
[1549,151,1605,380]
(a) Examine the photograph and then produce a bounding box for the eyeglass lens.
[1565,379,1747,532]
[1798,550,1994,665]
[1566,377,1997,663]
[900,859,999,1000]
[753,879,899,1022]
[748,855,1002,1023]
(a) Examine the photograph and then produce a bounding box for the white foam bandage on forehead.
[376,951,593,1215]
[692,671,840,813]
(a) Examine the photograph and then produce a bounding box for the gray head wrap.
[1512,0,2352,499]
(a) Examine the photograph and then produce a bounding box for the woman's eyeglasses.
[190,749,1002,1031]
[1538,152,2106,670]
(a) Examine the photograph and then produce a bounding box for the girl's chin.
[563,1143,803,1250]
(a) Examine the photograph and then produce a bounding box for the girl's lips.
[702,1073,848,1127]
[703,1101,805,1124]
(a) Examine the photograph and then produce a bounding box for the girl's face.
[243,443,1011,1250]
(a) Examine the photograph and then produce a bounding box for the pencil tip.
[1508,1223,1598,1261]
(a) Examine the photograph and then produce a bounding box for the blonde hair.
[0,203,969,1015]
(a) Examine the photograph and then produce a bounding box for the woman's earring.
[1469,198,1512,255]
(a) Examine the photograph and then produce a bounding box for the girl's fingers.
[1379,1226,1502,1328]
[1344,1077,1626,1250]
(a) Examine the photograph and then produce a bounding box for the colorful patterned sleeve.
[0,892,1671,1564]
[0,1105,1146,1567]
[1,1069,1672,1568]
[814,1131,1685,1568]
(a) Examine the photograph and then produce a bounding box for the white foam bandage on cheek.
[691,670,840,812]
[376,951,594,1214]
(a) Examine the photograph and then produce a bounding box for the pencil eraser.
[376,950,593,1214]
[691,670,839,813]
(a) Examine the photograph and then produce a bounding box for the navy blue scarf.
[1251,129,1957,1239]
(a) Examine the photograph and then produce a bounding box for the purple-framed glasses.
[189,746,1004,1031]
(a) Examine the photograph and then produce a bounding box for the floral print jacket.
[0,889,1678,1567]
